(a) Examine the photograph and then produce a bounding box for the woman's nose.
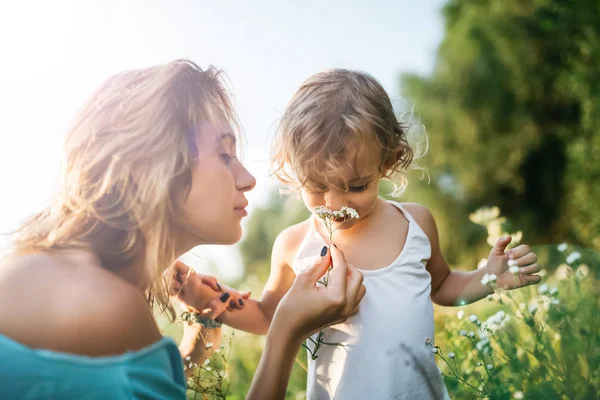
[236,164,256,192]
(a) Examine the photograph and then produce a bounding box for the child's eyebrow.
[348,173,377,183]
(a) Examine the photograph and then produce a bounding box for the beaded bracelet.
[181,311,222,328]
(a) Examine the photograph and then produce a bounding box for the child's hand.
[168,260,250,312]
[486,236,542,290]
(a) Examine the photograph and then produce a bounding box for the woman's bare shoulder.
[0,252,162,357]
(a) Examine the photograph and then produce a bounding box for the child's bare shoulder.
[400,202,438,239]
[272,219,312,265]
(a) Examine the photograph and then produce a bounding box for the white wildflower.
[468,331,475,338]
[188,362,193,368]
[206,366,212,371]
[554,264,572,280]
[509,266,520,275]
[549,287,558,296]
[513,391,524,399]
[528,303,538,314]
[448,352,456,359]
[460,330,467,337]
[557,243,568,252]
[476,336,491,351]
[469,314,478,323]
[457,310,464,320]
[185,356,191,361]
[469,207,500,225]
[215,348,221,354]
[425,337,432,344]
[481,273,497,287]
[551,299,561,305]
[204,359,211,366]
[538,284,548,294]
[313,206,359,224]
[486,364,493,370]
[566,251,581,265]
[477,362,482,366]
[576,264,589,280]
[431,347,439,354]
[205,342,213,349]
[507,259,519,267]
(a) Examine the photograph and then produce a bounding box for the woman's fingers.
[344,264,364,316]
[202,296,230,320]
[305,246,332,284]
[328,245,348,298]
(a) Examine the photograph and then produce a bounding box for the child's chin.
[334,220,357,231]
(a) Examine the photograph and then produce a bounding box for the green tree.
[401,0,600,254]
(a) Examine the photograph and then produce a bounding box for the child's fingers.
[510,252,537,266]
[521,273,542,286]
[200,275,222,292]
[519,263,541,275]
[169,281,182,296]
[173,260,191,276]
[492,236,512,256]
[508,244,532,260]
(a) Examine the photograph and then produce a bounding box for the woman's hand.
[167,260,250,313]
[247,245,366,400]
[273,244,366,342]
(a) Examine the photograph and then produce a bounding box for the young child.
[177,69,542,399]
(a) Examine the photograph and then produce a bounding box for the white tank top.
[292,202,450,400]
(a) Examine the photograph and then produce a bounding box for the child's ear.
[380,146,406,175]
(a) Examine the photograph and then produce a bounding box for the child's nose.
[324,190,346,211]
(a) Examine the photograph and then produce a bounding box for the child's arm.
[402,203,542,306]
[216,225,304,335]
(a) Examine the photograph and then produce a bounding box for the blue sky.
[0,0,446,275]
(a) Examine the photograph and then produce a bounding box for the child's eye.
[307,186,328,194]
[220,153,233,165]
[347,184,368,193]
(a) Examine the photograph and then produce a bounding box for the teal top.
[0,334,186,399]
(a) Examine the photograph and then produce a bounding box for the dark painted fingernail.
[333,244,338,249]
[229,300,236,308]
[238,299,244,306]
[219,292,230,302]
[321,246,328,256]
[216,283,222,291]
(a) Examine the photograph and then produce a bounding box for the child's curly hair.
[271,69,427,196]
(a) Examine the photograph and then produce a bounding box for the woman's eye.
[348,184,368,193]
[220,153,233,165]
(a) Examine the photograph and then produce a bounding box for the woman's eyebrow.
[217,133,236,145]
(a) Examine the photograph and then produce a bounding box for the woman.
[0,59,365,399]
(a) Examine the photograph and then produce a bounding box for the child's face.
[300,144,382,231]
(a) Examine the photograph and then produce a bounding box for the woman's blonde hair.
[12,59,239,317]
[272,69,426,196]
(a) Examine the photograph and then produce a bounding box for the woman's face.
[181,120,256,245]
